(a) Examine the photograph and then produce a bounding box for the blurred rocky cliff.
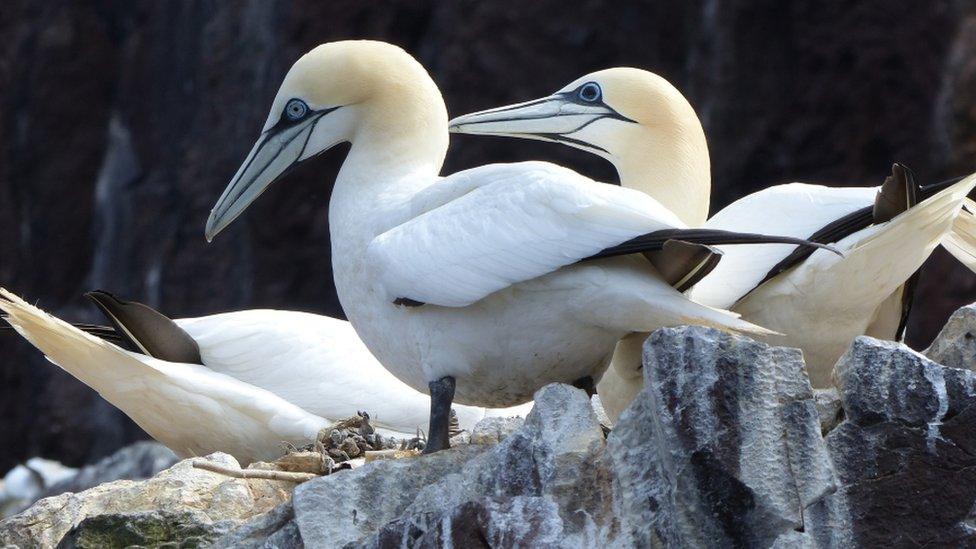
[1,0,975,470]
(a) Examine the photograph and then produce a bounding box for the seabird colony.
[3,40,974,458]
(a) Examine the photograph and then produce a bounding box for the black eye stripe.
[266,104,341,136]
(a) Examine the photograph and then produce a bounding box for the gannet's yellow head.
[448,68,701,162]
[206,40,447,241]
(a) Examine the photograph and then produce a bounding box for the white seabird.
[203,41,832,452]
[447,67,976,418]
[0,289,529,464]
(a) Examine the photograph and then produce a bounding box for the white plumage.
[203,41,787,452]
[447,67,976,420]
[691,183,877,309]
[175,309,524,432]
[1,289,326,465]
[340,160,774,407]
[368,162,684,307]
[700,177,976,385]
[0,290,531,464]
[943,199,976,271]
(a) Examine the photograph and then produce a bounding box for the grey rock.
[366,496,564,548]
[214,502,302,549]
[57,510,237,548]
[820,336,976,546]
[1,458,77,518]
[0,453,293,548]
[469,416,524,445]
[835,337,959,428]
[401,385,607,543]
[813,387,844,434]
[43,441,178,499]
[925,303,976,371]
[266,521,303,549]
[22,326,976,548]
[292,445,486,548]
[590,394,613,428]
[606,326,836,547]
[449,431,471,446]
[769,530,817,549]
[340,384,607,548]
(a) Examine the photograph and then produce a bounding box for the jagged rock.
[17,324,976,548]
[1,442,177,520]
[606,326,836,547]
[449,431,472,446]
[373,384,608,547]
[0,453,293,548]
[820,336,976,546]
[813,387,844,434]
[468,416,524,445]
[213,502,302,549]
[369,496,565,548]
[770,530,817,549]
[292,445,486,547]
[293,384,605,548]
[590,394,612,428]
[284,332,842,548]
[0,458,77,518]
[57,510,237,548]
[925,303,976,371]
[834,336,962,427]
[43,441,178,499]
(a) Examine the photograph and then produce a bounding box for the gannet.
[204,41,831,452]
[0,289,530,463]
[447,68,976,418]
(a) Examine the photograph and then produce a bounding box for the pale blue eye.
[578,82,601,103]
[285,99,308,121]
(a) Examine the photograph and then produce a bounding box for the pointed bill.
[205,119,318,242]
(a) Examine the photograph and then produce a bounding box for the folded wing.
[175,310,483,435]
[367,161,688,308]
[693,183,877,308]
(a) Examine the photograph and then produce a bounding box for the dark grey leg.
[423,376,456,454]
[572,375,597,397]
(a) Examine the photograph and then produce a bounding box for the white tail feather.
[942,197,976,273]
[842,173,976,296]
[0,288,327,464]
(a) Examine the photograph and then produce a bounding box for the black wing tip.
[891,162,917,183]
[804,240,843,257]
[698,230,843,257]
[876,162,922,223]
[393,297,425,307]
[896,271,921,342]
[85,290,123,305]
[750,234,842,257]
[585,228,843,262]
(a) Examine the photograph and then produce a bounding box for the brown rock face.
[1,1,975,470]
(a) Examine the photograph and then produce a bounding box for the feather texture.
[0,289,328,465]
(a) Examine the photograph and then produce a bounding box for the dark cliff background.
[2,0,976,470]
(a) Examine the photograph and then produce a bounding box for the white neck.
[611,116,711,227]
[329,102,449,243]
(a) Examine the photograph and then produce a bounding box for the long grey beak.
[205,118,319,242]
[448,95,626,151]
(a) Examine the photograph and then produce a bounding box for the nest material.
[193,409,464,483]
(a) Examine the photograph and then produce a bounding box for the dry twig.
[192,460,317,483]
